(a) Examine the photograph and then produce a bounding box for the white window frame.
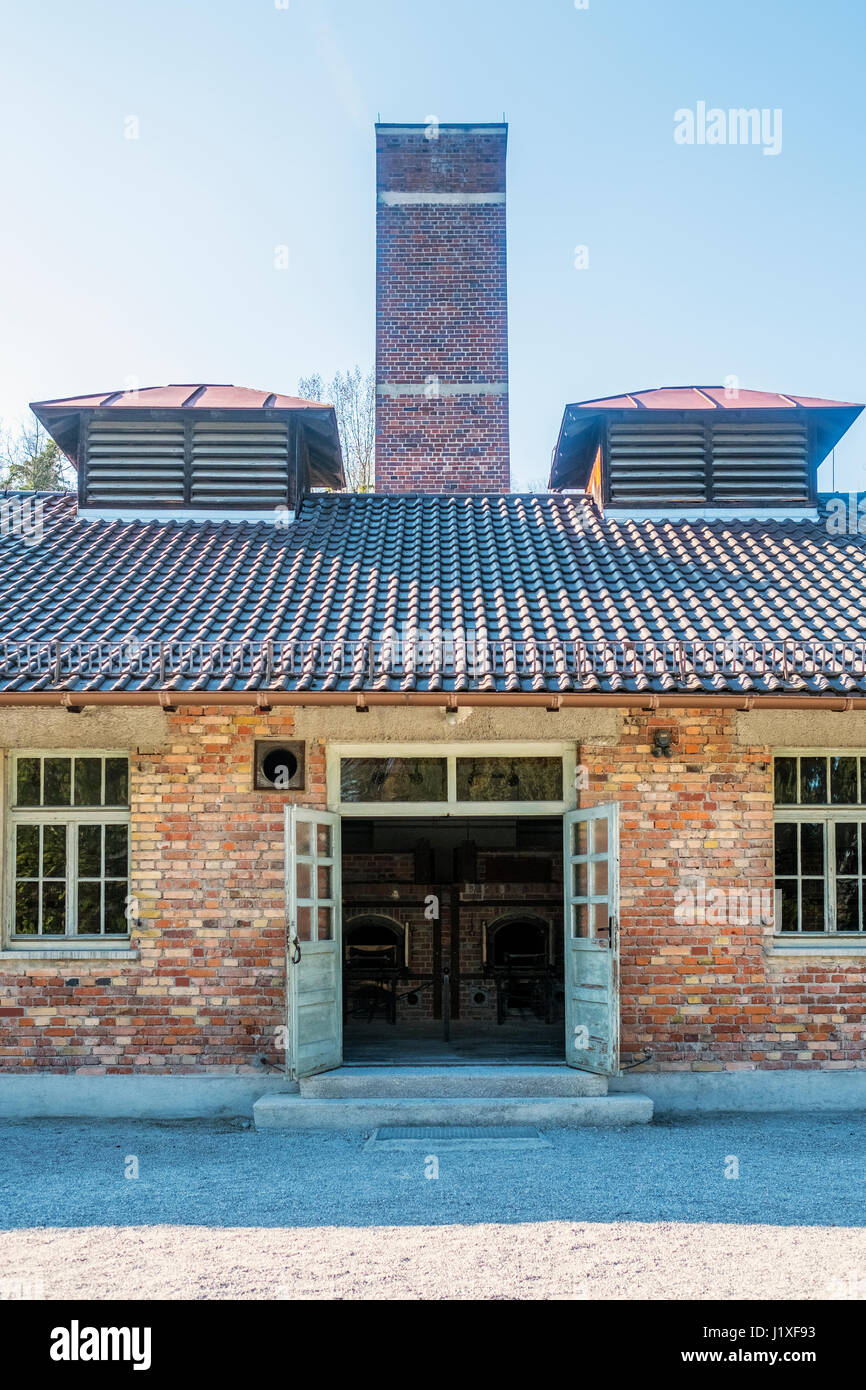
[327,742,577,817]
[4,750,131,949]
[773,749,866,952]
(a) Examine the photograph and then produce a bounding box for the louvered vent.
[190,421,290,505]
[84,419,186,505]
[710,422,809,501]
[608,423,708,504]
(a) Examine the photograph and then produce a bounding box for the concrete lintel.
[377,382,508,397]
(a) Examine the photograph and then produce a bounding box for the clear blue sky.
[1,0,865,490]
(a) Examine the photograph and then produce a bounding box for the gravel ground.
[1,1114,864,1300]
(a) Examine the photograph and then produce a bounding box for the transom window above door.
[332,745,574,814]
[8,752,131,943]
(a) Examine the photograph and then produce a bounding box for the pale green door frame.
[563,803,620,1075]
[285,805,342,1080]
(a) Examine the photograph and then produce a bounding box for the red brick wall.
[580,710,866,1071]
[375,125,510,493]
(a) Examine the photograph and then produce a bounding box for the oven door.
[285,806,342,1079]
[563,803,620,1075]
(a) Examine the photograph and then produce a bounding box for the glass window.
[340,758,447,803]
[456,758,563,802]
[10,754,130,939]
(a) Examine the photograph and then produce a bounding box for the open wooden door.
[285,806,342,1080]
[563,803,620,1075]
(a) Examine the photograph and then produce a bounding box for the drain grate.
[365,1124,550,1149]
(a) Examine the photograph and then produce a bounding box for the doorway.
[341,816,565,1063]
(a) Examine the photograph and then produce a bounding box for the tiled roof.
[566,386,862,411]
[2,491,866,697]
[31,384,328,413]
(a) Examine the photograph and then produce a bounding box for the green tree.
[1,416,73,491]
[298,366,375,492]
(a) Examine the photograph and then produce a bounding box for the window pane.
[573,902,589,938]
[104,758,129,806]
[317,864,332,900]
[774,757,797,805]
[456,757,563,802]
[836,879,860,932]
[801,879,825,932]
[103,881,128,935]
[78,824,102,878]
[593,858,609,897]
[799,757,827,805]
[835,822,859,876]
[316,824,332,857]
[295,821,311,856]
[74,758,102,806]
[43,758,72,806]
[104,825,128,878]
[296,905,313,941]
[77,881,101,934]
[800,823,824,876]
[573,861,587,898]
[15,824,39,878]
[317,906,333,941]
[16,757,40,806]
[776,880,798,932]
[594,817,608,855]
[340,757,447,802]
[296,861,312,899]
[42,824,66,879]
[15,880,39,934]
[774,823,797,875]
[831,757,858,805]
[41,882,66,934]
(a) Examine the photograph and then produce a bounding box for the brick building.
[1,122,865,1121]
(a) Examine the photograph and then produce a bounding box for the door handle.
[290,937,301,965]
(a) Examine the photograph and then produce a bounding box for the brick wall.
[375,124,510,492]
[2,706,864,1074]
[580,709,866,1071]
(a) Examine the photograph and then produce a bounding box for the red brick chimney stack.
[374,122,510,492]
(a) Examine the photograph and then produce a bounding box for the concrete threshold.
[253,1093,653,1130]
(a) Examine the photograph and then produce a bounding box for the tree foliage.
[298,366,375,492]
[1,416,73,492]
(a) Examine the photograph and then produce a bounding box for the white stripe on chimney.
[378,191,505,206]
[377,383,508,397]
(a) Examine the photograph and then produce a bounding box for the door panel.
[563,803,620,1075]
[285,806,342,1079]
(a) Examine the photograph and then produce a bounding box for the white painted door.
[285,806,342,1080]
[563,803,620,1075]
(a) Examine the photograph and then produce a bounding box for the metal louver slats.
[190,422,290,505]
[608,423,708,503]
[85,419,186,504]
[711,423,809,500]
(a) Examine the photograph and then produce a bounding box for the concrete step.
[253,1093,653,1131]
[300,1065,608,1100]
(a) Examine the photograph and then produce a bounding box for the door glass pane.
[800,823,824,875]
[105,825,128,877]
[800,757,827,805]
[295,820,311,856]
[15,881,39,934]
[43,758,72,806]
[594,816,608,855]
[801,879,825,932]
[456,757,563,801]
[77,881,102,934]
[573,821,588,856]
[42,825,66,879]
[16,757,40,806]
[831,757,858,805]
[573,861,587,898]
[317,906,333,941]
[316,823,332,857]
[836,879,860,932]
[41,882,66,934]
[317,864,332,900]
[774,823,796,874]
[774,757,797,805]
[573,902,589,938]
[103,881,128,934]
[296,905,313,941]
[15,824,39,877]
[104,758,129,806]
[591,902,609,941]
[295,862,312,899]
[78,825,102,878]
[835,822,859,875]
[74,758,102,806]
[340,757,447,802]
[593,858,609,897]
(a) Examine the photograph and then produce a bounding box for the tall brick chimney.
[375,122,510,492]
